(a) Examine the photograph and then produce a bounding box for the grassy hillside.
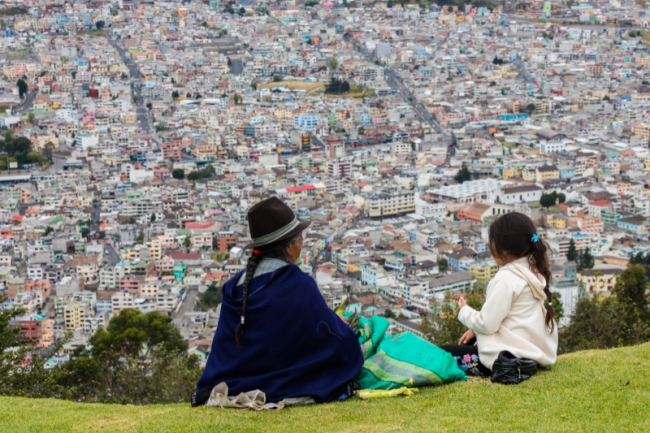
[2,343,649,432]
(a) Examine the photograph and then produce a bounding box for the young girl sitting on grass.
[441,212,558,376]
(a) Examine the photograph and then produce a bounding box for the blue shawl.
[196,263,363,403]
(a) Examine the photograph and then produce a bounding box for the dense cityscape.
[1,0,650,403]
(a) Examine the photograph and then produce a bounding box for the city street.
[105,29,152,133]
[352,42,450,141]
[173,289,200,326]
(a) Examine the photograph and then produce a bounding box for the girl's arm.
[458,276,515,335]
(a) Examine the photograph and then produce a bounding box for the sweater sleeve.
[458,274,516,335]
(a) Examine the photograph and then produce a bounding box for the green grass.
[500,141,516,150]
[1,343,649,432]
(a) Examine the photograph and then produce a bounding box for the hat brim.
[245,219,311,249]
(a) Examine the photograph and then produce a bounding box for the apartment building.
[367,191,415,217]
[64,303,86,331]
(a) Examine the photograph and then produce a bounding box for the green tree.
[150,213,156,223]
[454,162,472,184]
[200,284,223,310]
[420,281,487,346]
[183,236,192,251]
[438,258,448,273]
[42,226,54,237]
[16,79,28,98]
[612,264,649,319]
[1,296,71,399]
[251,82,258,90]
[136,231,144,243]
[234,93,239,104]
[558,193,566,204]
[57,309,198,404]
[547,291,564,323]
[146,102,152,110]
[525,103,536,115]
[172,169,184,180]
[383,308,395,319]
[42,141,55,161]
[559,265,650,354]
[27,111,36,125]
[566,238,578,262]
[580,248,594,270]
[539,192,557,208]
[330,57,338,69]
[172,90,179,98]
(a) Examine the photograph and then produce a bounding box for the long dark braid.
[235,232,301,348]
[235,250,262,348]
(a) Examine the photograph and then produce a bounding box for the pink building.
[155,255,175,273]
[111,291,135,315]
[119,276,143,295]
[577,216,604,237]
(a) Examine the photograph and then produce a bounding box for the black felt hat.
[245,197,310,248]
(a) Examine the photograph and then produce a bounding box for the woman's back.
[197,262,363,403]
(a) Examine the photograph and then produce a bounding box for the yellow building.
[368,191,415,217]
[577,270,619,294]
[635,124,650,140]
[471,260,499,280]
[64,303,85,331]
[502,165,523,180]
[537,165,560,182]
[547,214,567,229]
[149,238,163,261]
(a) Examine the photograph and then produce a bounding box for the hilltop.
[1,343,648,432]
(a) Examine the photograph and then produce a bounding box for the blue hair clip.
[531,234,540,243]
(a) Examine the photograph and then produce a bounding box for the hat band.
[252,217,300,247]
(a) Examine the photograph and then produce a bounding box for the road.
[105,30,152,133]
[104,244,121,266]
[173,289,200,326]
[15,90,34,115]
[349,41,450,141]
[90,201,101,232]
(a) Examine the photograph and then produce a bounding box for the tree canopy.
[454,163,472,184]
[172,169,184,180]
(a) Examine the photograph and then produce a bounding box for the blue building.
[501,113,529,121]
[294,114,319,131]
[617,216,646,233]
[559,167,576,179]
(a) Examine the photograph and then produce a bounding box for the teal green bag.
[352,315,466,390]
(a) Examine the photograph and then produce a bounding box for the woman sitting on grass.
[193,198,363,406]
[441,212,558,376]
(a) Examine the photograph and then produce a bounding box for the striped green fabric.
[352,316,466,390]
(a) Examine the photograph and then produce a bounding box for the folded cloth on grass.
[352,316,466,389]
[205,382,315,411]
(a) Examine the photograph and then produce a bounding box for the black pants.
[440,338,492,376]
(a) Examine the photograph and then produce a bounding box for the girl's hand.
[458,296,467,309]
[458,329,475,345]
